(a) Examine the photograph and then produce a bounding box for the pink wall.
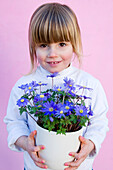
[1,0,113,169]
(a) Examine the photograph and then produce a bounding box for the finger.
[31,152,47,169]
[34,145,45,152]
[79,136,87,144]
[30,150,46,163]
[64,167,77,170]
[71,157,85,167]
[65,152,85,168]
[34,161,48,169]
[64,161,78,170]
[28,145,45,157]
[69,152,78,159]
[68,137,87,159]
[69,152,83,163]
[77,142,91,159]
[29,130,37,140]
[31,152,45,163]
[64,157,84,169]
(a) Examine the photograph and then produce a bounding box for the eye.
[59,42,67,47]
[59,42,66,47]
[39,44,48,48]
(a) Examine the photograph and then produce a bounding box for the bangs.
[32,5,74,44]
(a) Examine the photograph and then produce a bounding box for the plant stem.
[26,109,37,123]
[75,96,81,105]
[28,100,34,106]
[52,78,53,88]
[40,85,41,94]
[82,87,85,95]
[62,95,65,104]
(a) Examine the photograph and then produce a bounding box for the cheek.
[36,50,44,57]
[63,52,73,61]
[37,56,44,64]
[36,51,45,62]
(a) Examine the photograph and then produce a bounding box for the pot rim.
[36,123,83,135]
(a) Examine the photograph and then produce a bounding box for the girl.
[4,3,108,170]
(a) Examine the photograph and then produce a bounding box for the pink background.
[0,0,113,169]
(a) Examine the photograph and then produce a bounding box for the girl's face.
[35,42,73,73]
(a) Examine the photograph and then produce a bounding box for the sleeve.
[4,87,30,152]
[84,80,109,157]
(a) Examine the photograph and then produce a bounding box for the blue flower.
[63,77,75,90]
[53,85,63,92]
[25,83,35,93]
[49,117,54,122]
[47,72,59,78]
[63,101,74,116]
[30,81,38,87]
[55,105,66,118]
[44,92,51,99]
[18,84,28,90]
[42,101,56,116]
[76,85,93,91]
[19,81,39,94]
[17,97,28,107]
[66,111,72,116]
[77,95,92,100]
[68,90,76,97]
[34,94,47,103]
[37,81,47,86]
[80,95,92,100]
[88,105,93,116]
[75,105,88,117]
[64,101,73,111]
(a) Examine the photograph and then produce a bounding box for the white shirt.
[4,65,109,170]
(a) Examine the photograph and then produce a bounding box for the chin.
[48,69,60,73]
[50,71,59,73]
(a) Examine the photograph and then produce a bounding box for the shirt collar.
[36,63,73,78]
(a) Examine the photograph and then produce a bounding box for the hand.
[25,130,48,169]
[64,136,95,170]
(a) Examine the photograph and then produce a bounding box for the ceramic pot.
[36,124,83,170]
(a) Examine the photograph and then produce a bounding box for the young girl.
[4,3,108,170]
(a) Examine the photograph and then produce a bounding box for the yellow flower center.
[79,109,83,113]
[60,110,63,114]
[69,84,72,87]
[65,106,69,109]
[49,107,53,112]
[40,95,44,98]
[21,99,24,102]
[38,105,42,108]
[38,83,42,85]
[57,88,61,91]
[71,90,74,93]
[29,87,31,90]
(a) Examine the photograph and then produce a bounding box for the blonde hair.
[28,3,83,73]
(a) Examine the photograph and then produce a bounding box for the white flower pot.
[36,124,83,170]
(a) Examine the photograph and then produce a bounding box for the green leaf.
[79,116,88,126]
[19,107,27,115]
[27,105,32,111]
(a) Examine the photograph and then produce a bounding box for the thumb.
[79,136,87,144]
[29,130,37,140]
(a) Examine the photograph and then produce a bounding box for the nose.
[47,46,57,57]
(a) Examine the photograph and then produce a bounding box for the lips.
[47,61,61,64]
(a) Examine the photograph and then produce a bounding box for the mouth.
[47,61,61,65]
